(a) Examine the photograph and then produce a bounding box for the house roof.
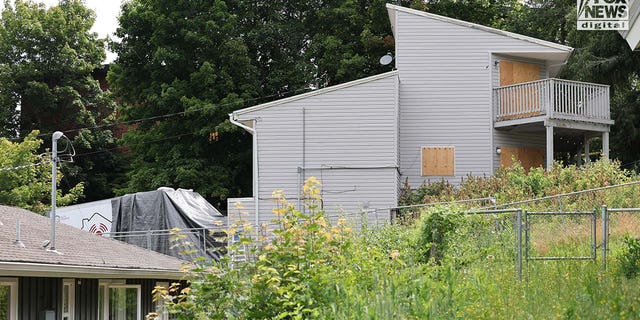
[386,4,574,54]
[231,71,399,118]
[0,205,185,279]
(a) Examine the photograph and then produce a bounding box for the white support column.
[584,135,591,165]
[602,131,610,160]
[546,125,554,170]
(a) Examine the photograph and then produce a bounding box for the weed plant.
[155,176,640,319]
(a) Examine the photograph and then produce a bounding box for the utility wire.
[71,132,195,158]
[8,86,314,142]
[0,160,49,172]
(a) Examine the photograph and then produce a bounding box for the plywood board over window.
[498,60,542,120]
[499,61,540,86]
[500,146,544,172]
[422,146,454,176]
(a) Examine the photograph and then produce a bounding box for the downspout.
[229,114,259,228]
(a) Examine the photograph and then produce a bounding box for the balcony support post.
[546,125,554,170]
[602,131,609,160]
[584,136,591,165]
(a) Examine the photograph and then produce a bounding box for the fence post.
[592,210,597,262]
[601,205,608,270]
[202,229,207,253]
[146,230,152,249]
[517,208,523,281]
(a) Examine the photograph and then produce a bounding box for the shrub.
[417,206,461,264]
[617,235,640,279]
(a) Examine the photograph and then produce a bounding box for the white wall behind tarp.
[56,199,113,236]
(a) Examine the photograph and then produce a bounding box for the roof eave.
[232,70,399,117]
[0,261,185,279]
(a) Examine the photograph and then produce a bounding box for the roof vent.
[13,220,25,248]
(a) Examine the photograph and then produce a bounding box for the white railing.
[494,78,610,123]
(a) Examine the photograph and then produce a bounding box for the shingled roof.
[0,205,185,279]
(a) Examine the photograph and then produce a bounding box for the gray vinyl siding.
[492,131,546,169]
[395,10,562,188]
[237,74,399,225]
[226,197,255,226]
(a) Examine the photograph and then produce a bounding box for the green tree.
[425,0,522,30]
[109,0,258,208]
[0,0,119,202]
[0,131,83,213]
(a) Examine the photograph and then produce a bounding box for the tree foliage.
[0,131,83,213]
[0,0,119,202]
[109,0,258,208]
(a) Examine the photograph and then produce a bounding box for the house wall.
[15,276,170,320]
[18,277,61,320]
[226,197,255,226]
[394,10,562,188]
[75,278,99,319]
[236,74,399,225]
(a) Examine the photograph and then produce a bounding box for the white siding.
[395,10,563,188]
[226,197,255,227]
[237,74,399,226]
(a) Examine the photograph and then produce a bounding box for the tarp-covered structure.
[111,188,226,261]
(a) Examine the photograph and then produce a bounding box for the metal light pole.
[50,131,64,251]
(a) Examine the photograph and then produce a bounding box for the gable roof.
[386,4,573,54]
[0,205,185,279]
[231,71,398,117]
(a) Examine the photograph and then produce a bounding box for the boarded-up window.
[499,61,540,86]
[500,146,544,172]
[422,146,454,176]
[498,60,542,120]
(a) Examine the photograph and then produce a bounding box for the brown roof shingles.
[0,205,184,272]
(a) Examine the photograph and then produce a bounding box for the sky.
[1,0,123,62]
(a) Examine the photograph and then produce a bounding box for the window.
[0,278,18,320]
[421,146,455,176]
[98,280,141,320]
[62,279,75,320]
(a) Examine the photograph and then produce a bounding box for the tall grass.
[158,165,640,319]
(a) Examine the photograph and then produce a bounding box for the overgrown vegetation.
[400,159,640,215]
[156,171,640,319]
[618,235,640,279]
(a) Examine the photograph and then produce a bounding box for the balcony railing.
[494,78,610,123]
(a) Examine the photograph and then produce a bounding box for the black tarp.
[111,188,226,261]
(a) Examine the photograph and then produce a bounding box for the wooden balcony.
[494,78,612,128]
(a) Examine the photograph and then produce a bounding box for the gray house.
[228,4,613,225]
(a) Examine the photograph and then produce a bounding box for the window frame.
[62,279,75,320]
[98,280,141,320]
[0,277,18,320]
